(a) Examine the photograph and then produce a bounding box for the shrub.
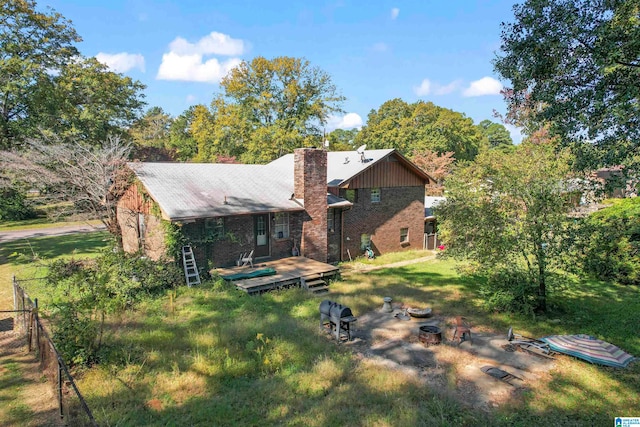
[479,267,538,315]
[581,198,640,285]
[0,188,36,221]
[46,248,182,366]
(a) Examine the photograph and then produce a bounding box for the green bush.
[0,188,36,221]
[46,249,182,366]
[581,198,640,285]
[479,267,538,315]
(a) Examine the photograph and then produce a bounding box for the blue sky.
[46,0,523,141]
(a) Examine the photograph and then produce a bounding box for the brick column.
[294,148,328,262]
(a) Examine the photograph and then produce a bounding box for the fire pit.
[418,325,442,345]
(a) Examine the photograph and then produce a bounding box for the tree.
[478,119,513,150]
[195,56,344,163]
[166,106,198,161]
[130,106,172,148]
[0,1,145,149]
[355,99,486,161]
[410,149,455,195]
[45,57,145,143]
[129,106,176,161]
[0,0,80,148]
[327,128,359,151]
[436,142,576,313]
[1,136,133,233]
[494,0,640,169]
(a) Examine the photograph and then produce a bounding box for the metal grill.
[319,300,357,342]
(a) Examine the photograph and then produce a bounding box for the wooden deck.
[213,257,340,295]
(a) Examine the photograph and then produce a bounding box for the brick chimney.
[294,148,328,262]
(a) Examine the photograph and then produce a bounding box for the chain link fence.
[12,276,98,427]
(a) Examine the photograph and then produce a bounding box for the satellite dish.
[356,144,367,154]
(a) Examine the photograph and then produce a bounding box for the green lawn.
[45,258,640,426]
[4,241,638,426]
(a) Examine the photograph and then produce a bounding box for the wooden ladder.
[181,245,201,287]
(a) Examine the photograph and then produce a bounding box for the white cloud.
[157,31,245,83]
[414,79,462,97]
[463,76,503,97]
[391,8,400,20]
[327,113,363,131]
[186,94,197,103]
[157,52,241,83]
[96,52,145,73]
[433,79,461,95]
[169,32,245,56]
[414,79,431,96]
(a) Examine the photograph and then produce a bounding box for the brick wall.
[116,206,167,261]
[327,208,342,263]
[182,212,305,269]
[341,186,424,258]
[294,148,328,262]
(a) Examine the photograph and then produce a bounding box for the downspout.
[340,208,344,262]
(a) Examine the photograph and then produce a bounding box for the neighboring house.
[116,148,433,268]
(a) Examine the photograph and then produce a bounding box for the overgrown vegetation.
[0,188,36,221]
[580,197,640,285]
[45,249,182,366]
[436,142,577,313]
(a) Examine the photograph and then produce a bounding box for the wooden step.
[305,279,326,288]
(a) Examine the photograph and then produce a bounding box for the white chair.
[238,250,254,267]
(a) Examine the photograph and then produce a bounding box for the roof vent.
[344,157,350,164]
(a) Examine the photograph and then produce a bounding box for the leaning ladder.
[181,245,201,287]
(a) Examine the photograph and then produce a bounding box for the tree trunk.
[536,244,547,312]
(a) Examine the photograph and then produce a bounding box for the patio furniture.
[452,316,472,344]
[507,327,552,357]
[237,250,254,267]
[480,366,523,386]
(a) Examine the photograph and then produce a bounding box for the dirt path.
[0,324,63,426]
[345,305,555,410]
[342,255,437,273]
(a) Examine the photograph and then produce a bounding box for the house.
[116,148,433,268]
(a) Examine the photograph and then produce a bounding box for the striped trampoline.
[539,334,635,368]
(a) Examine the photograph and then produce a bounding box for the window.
[400,228,409,244]
[327,209,334,232]
[360,234,371,250]
[345,189,358,203]
[205,217,225,240]
[274,212,289,239]
[371,188,381,203]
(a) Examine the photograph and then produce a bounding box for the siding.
[341,156,425,189]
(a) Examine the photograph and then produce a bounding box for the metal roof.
[128,162,304,221]
[129,148,425,221]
